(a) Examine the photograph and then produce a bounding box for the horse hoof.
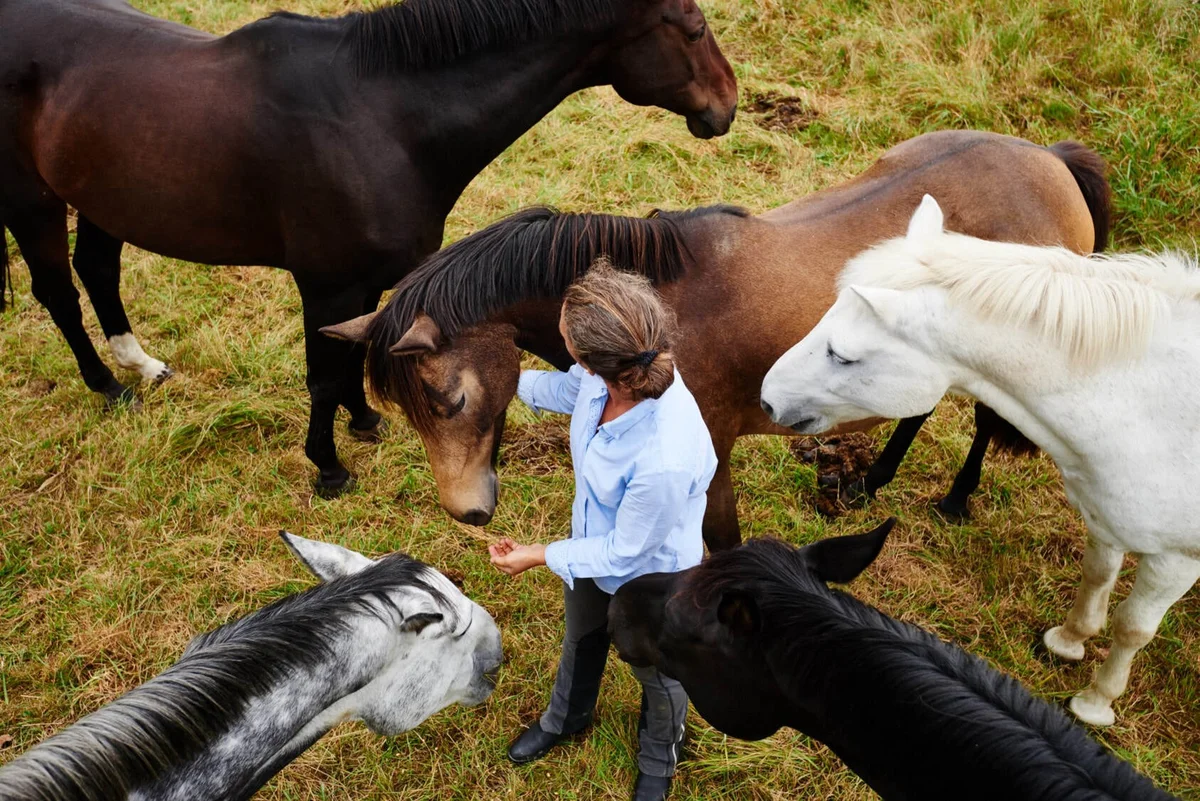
[934,497,970,522]
[1042,627,1086,662]
[1068,691,1116,727]
[839,478,873,508]
[103,384,142,411]
[313,472,355,499]
[349,417,389,443]
[153,365,175,385]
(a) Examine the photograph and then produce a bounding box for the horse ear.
[280,531,375,582]
[390,313,443,356]
[717,590,760,636]
[848,285,904,330]
[801,517,895,584]
[906,194,944,243]
[320,312,378,343]
[400,612,444,635]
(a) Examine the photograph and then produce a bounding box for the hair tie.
[636,349,659,367]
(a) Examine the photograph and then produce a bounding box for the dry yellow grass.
[1,0,1198,798]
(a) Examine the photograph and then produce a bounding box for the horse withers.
[608,523,1179,801]
[325,131,1109,545]
[0,0,736,494]
[760,196,1200,727]
[0,534,502,801]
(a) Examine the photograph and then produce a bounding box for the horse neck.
[919,295,1140,475]
[497,298,574,370]
[137,617,396,801]
[377,38,614,213]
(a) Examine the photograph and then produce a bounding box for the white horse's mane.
[840,232,1200,367]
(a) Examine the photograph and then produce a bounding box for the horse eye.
[688,24,706,42]
[826,342,855,366]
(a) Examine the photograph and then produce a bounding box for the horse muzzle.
[686,104,735,139]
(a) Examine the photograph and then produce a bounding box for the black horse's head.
[608,519,895,740]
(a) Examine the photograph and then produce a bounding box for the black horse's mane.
[365,204,747,432]
[0,554,448,801]
[696,539,1175,801]
[327,0,624,75]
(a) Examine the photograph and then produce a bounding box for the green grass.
[2,0,1199,798]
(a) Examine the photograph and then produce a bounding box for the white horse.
[0,534,503,801]
[759,195,1200,727]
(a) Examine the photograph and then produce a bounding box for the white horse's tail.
[1049,141,1113,254]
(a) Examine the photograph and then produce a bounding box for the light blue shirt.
[517,364,717,594]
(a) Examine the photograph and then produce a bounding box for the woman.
[489,260,717,801]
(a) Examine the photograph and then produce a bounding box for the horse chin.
[788,416,822,435]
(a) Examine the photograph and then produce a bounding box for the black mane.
[339,0,624,75]
[698,539,1176,801]
[0,554,448,801]
[365,204,747,431]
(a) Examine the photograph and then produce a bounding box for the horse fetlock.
[108,333,171,384]
[1042,626,1086,662]
[1068,688,1116,727]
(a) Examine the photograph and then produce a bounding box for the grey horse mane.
[0,554,448,801]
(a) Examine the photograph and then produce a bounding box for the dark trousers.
[539,577,688,778]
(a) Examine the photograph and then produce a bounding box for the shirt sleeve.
[517,365,584,415]
[544,467,692,589]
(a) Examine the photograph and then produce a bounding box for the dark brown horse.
[326,131,1110,546]
[0,0,736,493]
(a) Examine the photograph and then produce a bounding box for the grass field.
[2,0,1199,798]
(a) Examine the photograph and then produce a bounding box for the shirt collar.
[594,369,677,440]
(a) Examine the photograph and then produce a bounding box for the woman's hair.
[561,258,677,400]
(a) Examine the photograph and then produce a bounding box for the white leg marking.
[108,333,174,383]
[1043,538,1125,662]
[1068,551,1200,727]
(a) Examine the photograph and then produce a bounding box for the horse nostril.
[460,509,492,527]
[760,398,774,418]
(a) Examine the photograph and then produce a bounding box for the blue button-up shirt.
[517,364,717,594]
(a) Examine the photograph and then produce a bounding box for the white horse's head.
[280,532,503,734]
[760,196,953,433]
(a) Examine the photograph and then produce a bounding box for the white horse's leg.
[1068,551,1200,727]
[1043,538,1124,661]
[108,333,173,383]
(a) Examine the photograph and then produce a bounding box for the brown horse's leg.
[9,204,129,403]
[342,289,385,441]
[843,412,933,505]
[73,216,173,384]
[702,436,740,552]
[296,275,368,495]
[934,402,996,521]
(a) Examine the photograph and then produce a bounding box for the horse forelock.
[699,539,1170,799]
[365,205,740,431]
[0,555,452,801]
[841,233,1200,369]
[343,0,626,76]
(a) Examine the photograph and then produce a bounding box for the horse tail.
[1,221,10,313]
[1049,140,1113,253]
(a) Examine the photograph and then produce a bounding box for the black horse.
[0,0,736,493]
[609,522,1179,800]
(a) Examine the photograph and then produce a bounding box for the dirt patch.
[22,377,57,398]
[745,91,818,133]
[790,433,878,518]
[501,418,571,475]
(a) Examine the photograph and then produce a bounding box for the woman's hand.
[489,538,547,576]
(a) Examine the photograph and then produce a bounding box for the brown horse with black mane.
[0,0,736,494]
[326,130,1111,546]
